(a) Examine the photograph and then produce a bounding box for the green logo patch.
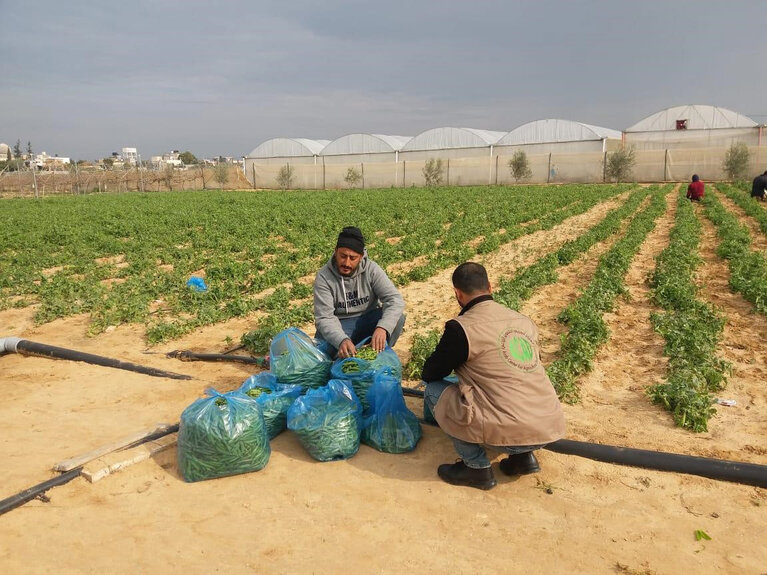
[499,329,539,372]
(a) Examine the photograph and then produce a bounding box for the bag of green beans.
[287,379,362,462]
[362,370,421,454]
[177,388,270,482]
[330,337,402,412]
[239,372,303,439]
[270,327,332,390]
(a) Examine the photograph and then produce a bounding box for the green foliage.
[276,164,294,190]
[605,146,636,183]
[178,151,199,165]
[213,163,229,190]
[404,329,442,380]
[344,167,362,188]
[508,150,532,183]
[722,142,750,181]
[546,187,669,402]
[422,158,444,187]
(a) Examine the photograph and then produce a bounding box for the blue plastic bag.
[186,276,207,292]
[287,379,362,462]
[239,372,302,439]
[362,370,421,454]
[330,337,402,411]
[177,388,270,482]
[270,327,332,390]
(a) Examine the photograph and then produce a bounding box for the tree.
[102,157,114,168]
[26,141,33,158]
[161,164,175,191]
[344,167,362,188]
[13,140,21,159]
[5,147,10,162]
[508,150,532,183]
[604,146,636,183]
[276,163,294,190]
[178,151,199,165]
[722,142,750,181]
[422,158,444,187]
[213,162,229,190]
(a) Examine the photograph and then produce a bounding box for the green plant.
[508,151,532,183]
[276,163,294,190]
[422,158,444,187]
[722,142,750,181]
[213,163,229,190]
[404,329,442,379]
[344,167,362,188]
[605,146,636,183]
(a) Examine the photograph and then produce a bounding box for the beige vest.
[433,300,566,446]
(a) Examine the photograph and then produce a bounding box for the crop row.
[545,186,670,403]
[646,189,729,432]
[703,188,767,315]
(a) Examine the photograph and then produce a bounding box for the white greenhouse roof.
[626,105,757,132]
[246,138,330,158]
[497,119,621,145]
[402,127,506,151]
[320,134,412,156]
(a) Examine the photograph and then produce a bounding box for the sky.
[1,0,765,162]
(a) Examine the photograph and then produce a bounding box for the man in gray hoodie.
[313,226,406,358]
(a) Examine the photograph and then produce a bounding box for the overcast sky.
[1,1,765,161]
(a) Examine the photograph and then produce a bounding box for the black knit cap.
[336,226,365,254]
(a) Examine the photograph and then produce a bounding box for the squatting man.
[313,226,406,358]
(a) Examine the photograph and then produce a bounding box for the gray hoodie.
[313,252,405,349]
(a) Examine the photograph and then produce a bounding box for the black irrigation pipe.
[1,337,192,380]
[0,467,83,516]
[403,386,767,488]
[165,349,269,367]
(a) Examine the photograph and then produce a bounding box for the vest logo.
[499,329,539,372]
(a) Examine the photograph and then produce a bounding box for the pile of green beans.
[362,413,422,454]
[292,412,360,462]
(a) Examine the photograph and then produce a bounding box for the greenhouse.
[320,133,412,164]
[495,119,622,154]
[399,127,507,160]
[244,138,330,166]
[624,104,761,150]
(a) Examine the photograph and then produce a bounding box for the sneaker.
[437,460,497,490]
[499,452,541,476]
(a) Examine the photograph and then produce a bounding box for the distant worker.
[313,226,406,359]
[686,174,704,202]
[751,170,767,202]
[421,262,565,490]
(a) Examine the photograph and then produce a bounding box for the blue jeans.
[318,307,406,356]
[424,379,547,469]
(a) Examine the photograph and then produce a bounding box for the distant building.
[0,142,11,160]
[33,152,71,169]
[121,147,138,165]
[152,151,184,168]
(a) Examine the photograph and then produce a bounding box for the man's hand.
[371,327,388,352]
[337,338,357,359]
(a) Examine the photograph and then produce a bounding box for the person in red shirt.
[686,174,704,201]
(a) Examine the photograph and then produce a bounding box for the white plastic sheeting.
[246,138,330,158]
[497,119,622,145]
[401,127,506,151]
[626,105,757,132]
[321,134,412,156]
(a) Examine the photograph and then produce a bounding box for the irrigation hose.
[1,337,192,380]
[0,467,83,516]
[166,350,269,367]
[403,386,767,489]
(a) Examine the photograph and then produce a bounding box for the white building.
[121,147,138,165]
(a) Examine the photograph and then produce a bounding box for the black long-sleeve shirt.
[420,295,493,382]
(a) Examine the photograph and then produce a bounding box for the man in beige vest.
[422,262,566,490]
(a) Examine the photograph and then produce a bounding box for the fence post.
[361,162,365,189]
[495,155,499,185]
[446,159,450,186]
[322,158,326,190]
[663,149,669,182]
[403,161,406,187]
[547,153,552,184]
[603,151,608,183]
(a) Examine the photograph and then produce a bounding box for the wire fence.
[2,145,765,198]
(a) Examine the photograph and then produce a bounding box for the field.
[1,184,766,574]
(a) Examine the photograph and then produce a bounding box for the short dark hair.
[452,262,490,293]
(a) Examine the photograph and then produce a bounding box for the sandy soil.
[1,188,766,575]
